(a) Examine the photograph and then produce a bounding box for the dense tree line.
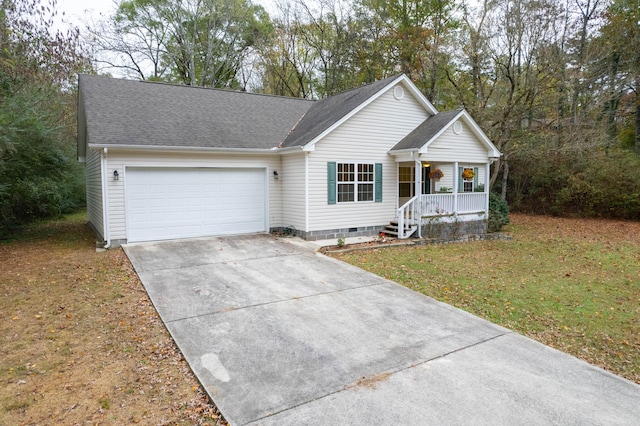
[0,0,89,237]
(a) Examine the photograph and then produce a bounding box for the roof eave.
[388,148,419,155]
[275,146,305,154]
[87,143,281,154]
[458,110,502,157]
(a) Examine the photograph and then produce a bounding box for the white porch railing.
[396,195,420,239]
[396,193,488,239]
[421,193,487,216]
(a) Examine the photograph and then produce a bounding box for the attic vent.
[393,86,405,100]
[453,121,463,135]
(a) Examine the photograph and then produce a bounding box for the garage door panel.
[126,168,267,242]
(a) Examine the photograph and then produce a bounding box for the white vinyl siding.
[104,150,282,241]
[307,85,429,231]
[85,147,104,240]
[281,152,306,231]
[426,120,491,163]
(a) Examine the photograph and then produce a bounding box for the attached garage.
[125,167,267,243]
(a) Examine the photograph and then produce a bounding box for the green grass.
[0,210,89,245]
[331,214,640,384]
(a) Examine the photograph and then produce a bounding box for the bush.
[488,192,510,232]
[0,83,85,238]
[508,147,640,220]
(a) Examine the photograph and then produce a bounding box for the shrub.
[508,147,640,220]
[488,192,510,232]
[0,84,85,238]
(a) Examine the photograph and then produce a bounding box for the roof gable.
[78,75,313,151]
[280,74,438,149]
[390,109,501,158]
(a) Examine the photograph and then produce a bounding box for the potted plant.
[461,168,475,180]
[429,168,444,180]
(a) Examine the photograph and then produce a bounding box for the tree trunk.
[501,159,509,202]
[607,52,621,140]
[636,83,640,154]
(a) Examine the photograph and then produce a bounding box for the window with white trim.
[337,163,374,203]
[328,162,382,204]
[460,167,477,193]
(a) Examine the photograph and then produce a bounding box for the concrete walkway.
[123,234,640,425]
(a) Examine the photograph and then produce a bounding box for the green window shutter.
[458,166,464,192]
[473,167,479,190]
[375,163,383,202]
[327,162,337,204]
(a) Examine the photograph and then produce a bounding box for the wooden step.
[385,221,418,239]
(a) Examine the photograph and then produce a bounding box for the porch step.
[384,222,417,238]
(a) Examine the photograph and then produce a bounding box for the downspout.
[101,148,111,249]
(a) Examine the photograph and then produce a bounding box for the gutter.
[275,146,305,154]
[88,144,284,154]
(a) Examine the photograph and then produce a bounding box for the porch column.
[453,161,458,214]
[415,160,422,238]
[414,160,421,199]
[485,162,491,218]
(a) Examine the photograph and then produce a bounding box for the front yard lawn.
[0,212,226,425]
[331,214,640,384]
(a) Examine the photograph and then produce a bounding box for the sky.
[56,0,117,28]
[56,0,276,29]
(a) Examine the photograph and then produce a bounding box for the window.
[398,166,414,197]
[337,163,373,202]
[459,167,478,193]
[337,163,355,202]
[328,162,382,204]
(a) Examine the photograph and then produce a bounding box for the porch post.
[453,161,459,214]
[415,160,422,238]
[485,162,491,219]
[414,160,421,200]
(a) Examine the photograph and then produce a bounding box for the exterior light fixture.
[113,170,119,181]
[273,170,279,179]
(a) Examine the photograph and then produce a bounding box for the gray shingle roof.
[280,75,403,148]
[79,75,313,150]
[390,109,463,151]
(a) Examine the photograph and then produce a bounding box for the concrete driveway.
[123,235,640,425]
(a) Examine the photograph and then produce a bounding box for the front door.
[398,163,431,206]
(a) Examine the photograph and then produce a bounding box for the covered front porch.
[393,161,491,239]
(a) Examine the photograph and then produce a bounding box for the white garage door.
[126,167,267,242]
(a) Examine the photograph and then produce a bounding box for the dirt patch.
[0,215,227,425]
[320,239,416,254]
[347,372,393,390]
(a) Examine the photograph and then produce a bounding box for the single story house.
[77,74,501,247]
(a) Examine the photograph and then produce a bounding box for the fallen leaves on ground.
[0,214,227,425]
